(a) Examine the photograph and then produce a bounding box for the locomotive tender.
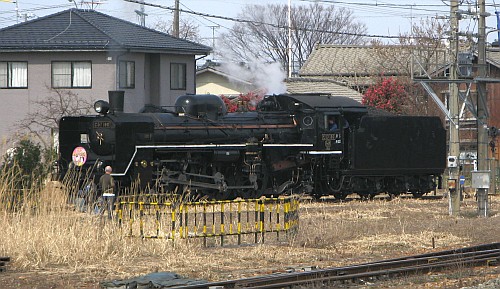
[58,92,446,200]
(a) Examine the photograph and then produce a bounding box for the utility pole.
[448,0,460,216]
[15,0,19,23]
[476,0,489,217]
[287,0,292,78]
[173,0,180,37]
[208,25,219,60]
[135,0,147,27]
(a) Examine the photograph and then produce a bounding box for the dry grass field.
[0,181,499,289]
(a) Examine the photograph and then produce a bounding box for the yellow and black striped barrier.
[115,196,299,246]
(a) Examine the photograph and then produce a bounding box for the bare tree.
[14,87,93,149]
[151,17,201,42]
[218,3,367,73]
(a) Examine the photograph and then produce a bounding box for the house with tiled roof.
[292,44,448,104]
[196,66,256,97]
[299,44,448,91]
[0,8,211,142]
[285,78,363,103]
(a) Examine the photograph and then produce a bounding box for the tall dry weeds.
[0,166,204,277]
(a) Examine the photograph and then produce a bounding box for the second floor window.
[52,61,91,88]
[0,61,28,88]
[171,63,186,90]
[119,61,135,88]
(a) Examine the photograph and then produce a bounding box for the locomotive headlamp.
[94,100,110,115]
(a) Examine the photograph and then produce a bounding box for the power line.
[301,0,451,13]
[123,0,441,40]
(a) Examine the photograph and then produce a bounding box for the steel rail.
[242,251,500,289]
[172,243,500,289]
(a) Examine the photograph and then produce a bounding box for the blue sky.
[1,0,500,44]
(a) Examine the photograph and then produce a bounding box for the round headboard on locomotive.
[174,94,227,120]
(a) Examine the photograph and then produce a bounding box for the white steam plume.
[217,49,287,95]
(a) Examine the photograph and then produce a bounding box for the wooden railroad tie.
[0,257,11,272]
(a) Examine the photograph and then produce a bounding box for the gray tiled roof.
[486,50,500,67]
[0,9,211,54]
[299,44,408,77]
[299,44,450,86]
[286,78,363,103]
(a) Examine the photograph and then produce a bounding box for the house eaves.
[0,9,211,55]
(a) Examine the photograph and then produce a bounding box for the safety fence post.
[203,202,207,247]
[184,203,188,241]
[179,204,184,239]
[220,201,225,246]
[139,202,144,238]
[254,199,259,243]
[171,205,176,241]
[276,199,280,240]
[259,199,265,243]
[237,201,242,245]
[155,203,160,238]
[128,202,133,237]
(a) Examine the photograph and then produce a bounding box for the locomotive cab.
[321,113,344,152]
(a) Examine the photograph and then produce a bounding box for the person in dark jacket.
[98,166,115,219]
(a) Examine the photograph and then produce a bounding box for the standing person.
[99,166,115,219]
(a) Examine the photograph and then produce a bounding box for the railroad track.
[174,242,500,289]
[0,257,10,272]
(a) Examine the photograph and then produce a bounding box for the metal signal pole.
[476,0,489,217]
[448,0,461,216]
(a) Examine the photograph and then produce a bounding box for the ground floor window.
[0,61,28,88]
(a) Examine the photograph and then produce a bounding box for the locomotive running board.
[111,143,315,177]
[300,151,342,155]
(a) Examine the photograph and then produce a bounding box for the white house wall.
[117,52,146,112]
[0,51,197,143]
[158,54,196,107]
[0,51,115,143]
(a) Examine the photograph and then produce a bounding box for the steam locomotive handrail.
[262,144,313,147]
[111,143,316,176]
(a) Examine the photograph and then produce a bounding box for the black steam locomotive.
[58,93,446,200]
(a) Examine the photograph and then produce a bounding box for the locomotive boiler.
[58,93,446,200]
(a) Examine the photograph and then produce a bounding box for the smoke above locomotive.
[58,92,446,200]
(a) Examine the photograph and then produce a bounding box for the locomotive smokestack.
[108,90,124,113]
